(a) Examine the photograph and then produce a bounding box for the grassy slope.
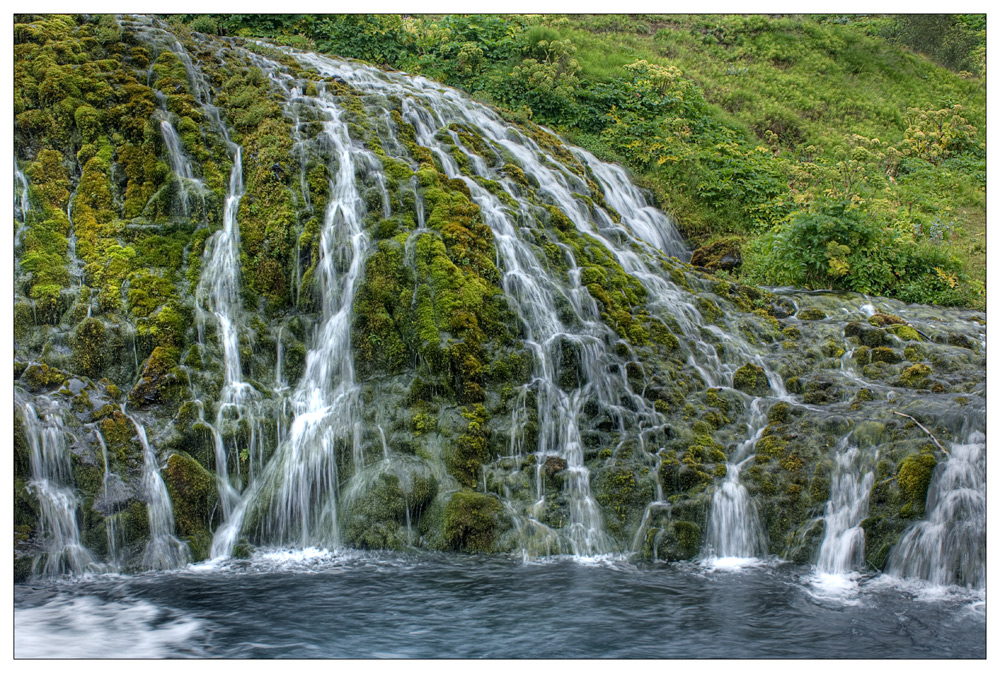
[179,13,986,308]
[546,14,985,307]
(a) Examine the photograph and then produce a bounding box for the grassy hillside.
[175,13,985,308]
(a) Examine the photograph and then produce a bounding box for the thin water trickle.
[704,399,768,560]
[121,409,189,570]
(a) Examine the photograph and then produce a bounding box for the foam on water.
[15,595,204,658]
[699,556,766,572]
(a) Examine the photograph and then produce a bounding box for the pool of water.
[14,549,986,658]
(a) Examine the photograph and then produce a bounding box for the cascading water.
[17,396,101,576]
[814,435,874,575]
[704,398,768,560]
[11,20,987,591]
[122,410,190,570]
[14,158,31,224]
[194,143,267,516]
[887,428,986,590]
[289,50,797,557]
[93,428,125,571]
[157,112,201,216]
[213,73,377,555]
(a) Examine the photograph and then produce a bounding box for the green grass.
[181,13,985,308]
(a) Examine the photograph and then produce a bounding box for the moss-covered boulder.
[732,363,769,394]
[690,236,742,272]
[443,490,508,552]
[163,452,218,561]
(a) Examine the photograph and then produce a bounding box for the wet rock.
[732,363,769,394]
[543,455,568,478]
[690,237,742,272]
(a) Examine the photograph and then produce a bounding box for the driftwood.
[893,411,949,456]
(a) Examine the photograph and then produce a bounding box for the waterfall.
[18,398,101,576]
[704,399,768,560]
[14,158,31,224]
[195,143,266,517]
[814,435,874,574]
[887,429,986,589]
[287,50,801,557]
[213,75,376,555]
[93,428,125,572]
[122,410,190,570]
[157,110,203,216]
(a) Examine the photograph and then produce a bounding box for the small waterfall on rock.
[122,410,189,569]
[195,143,267,517]
[17,397,101,576]
[14,158,31,224]
[156,94,205,217]
[93,428,125,572]
[704,399,768,561]
[213,74,377,555]
[814,435,874,575]
[887,428,986,590]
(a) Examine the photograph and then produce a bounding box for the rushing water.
[12,19,987,659]
[13,550,985,659]
[123,410,190,570]
[887,427,986,590]
[17,396,101,577]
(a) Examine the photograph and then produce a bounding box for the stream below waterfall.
[14,550,985,658]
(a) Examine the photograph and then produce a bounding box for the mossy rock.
[898,363,932,388]
[20,362,68,390]
[163,452,217,559]
[896,451,936,517]
[886,324,921,341]
[443,490,507,553]
[343,472,408,550]
[868,313,906,327]
[651,520,702,561]
[796,307,826,321]
[869,346,901,364]
[732,363,769,395]
[689,236,742,272]
[128,346,188,408]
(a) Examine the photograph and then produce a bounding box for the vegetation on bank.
[175,13,985,308]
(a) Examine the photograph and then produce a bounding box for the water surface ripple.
[14,551,984,658]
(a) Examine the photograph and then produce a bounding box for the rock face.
[13,16,985,584]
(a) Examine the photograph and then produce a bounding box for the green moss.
[443,490,506,553]
[898,363,932,388]
[732,363,769,394]
[796,307,826,321]
[444,404,490,487]
[71,318,107,378]
[353,239,412,377]
[886,324,922,341]
[896,451,937,518]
